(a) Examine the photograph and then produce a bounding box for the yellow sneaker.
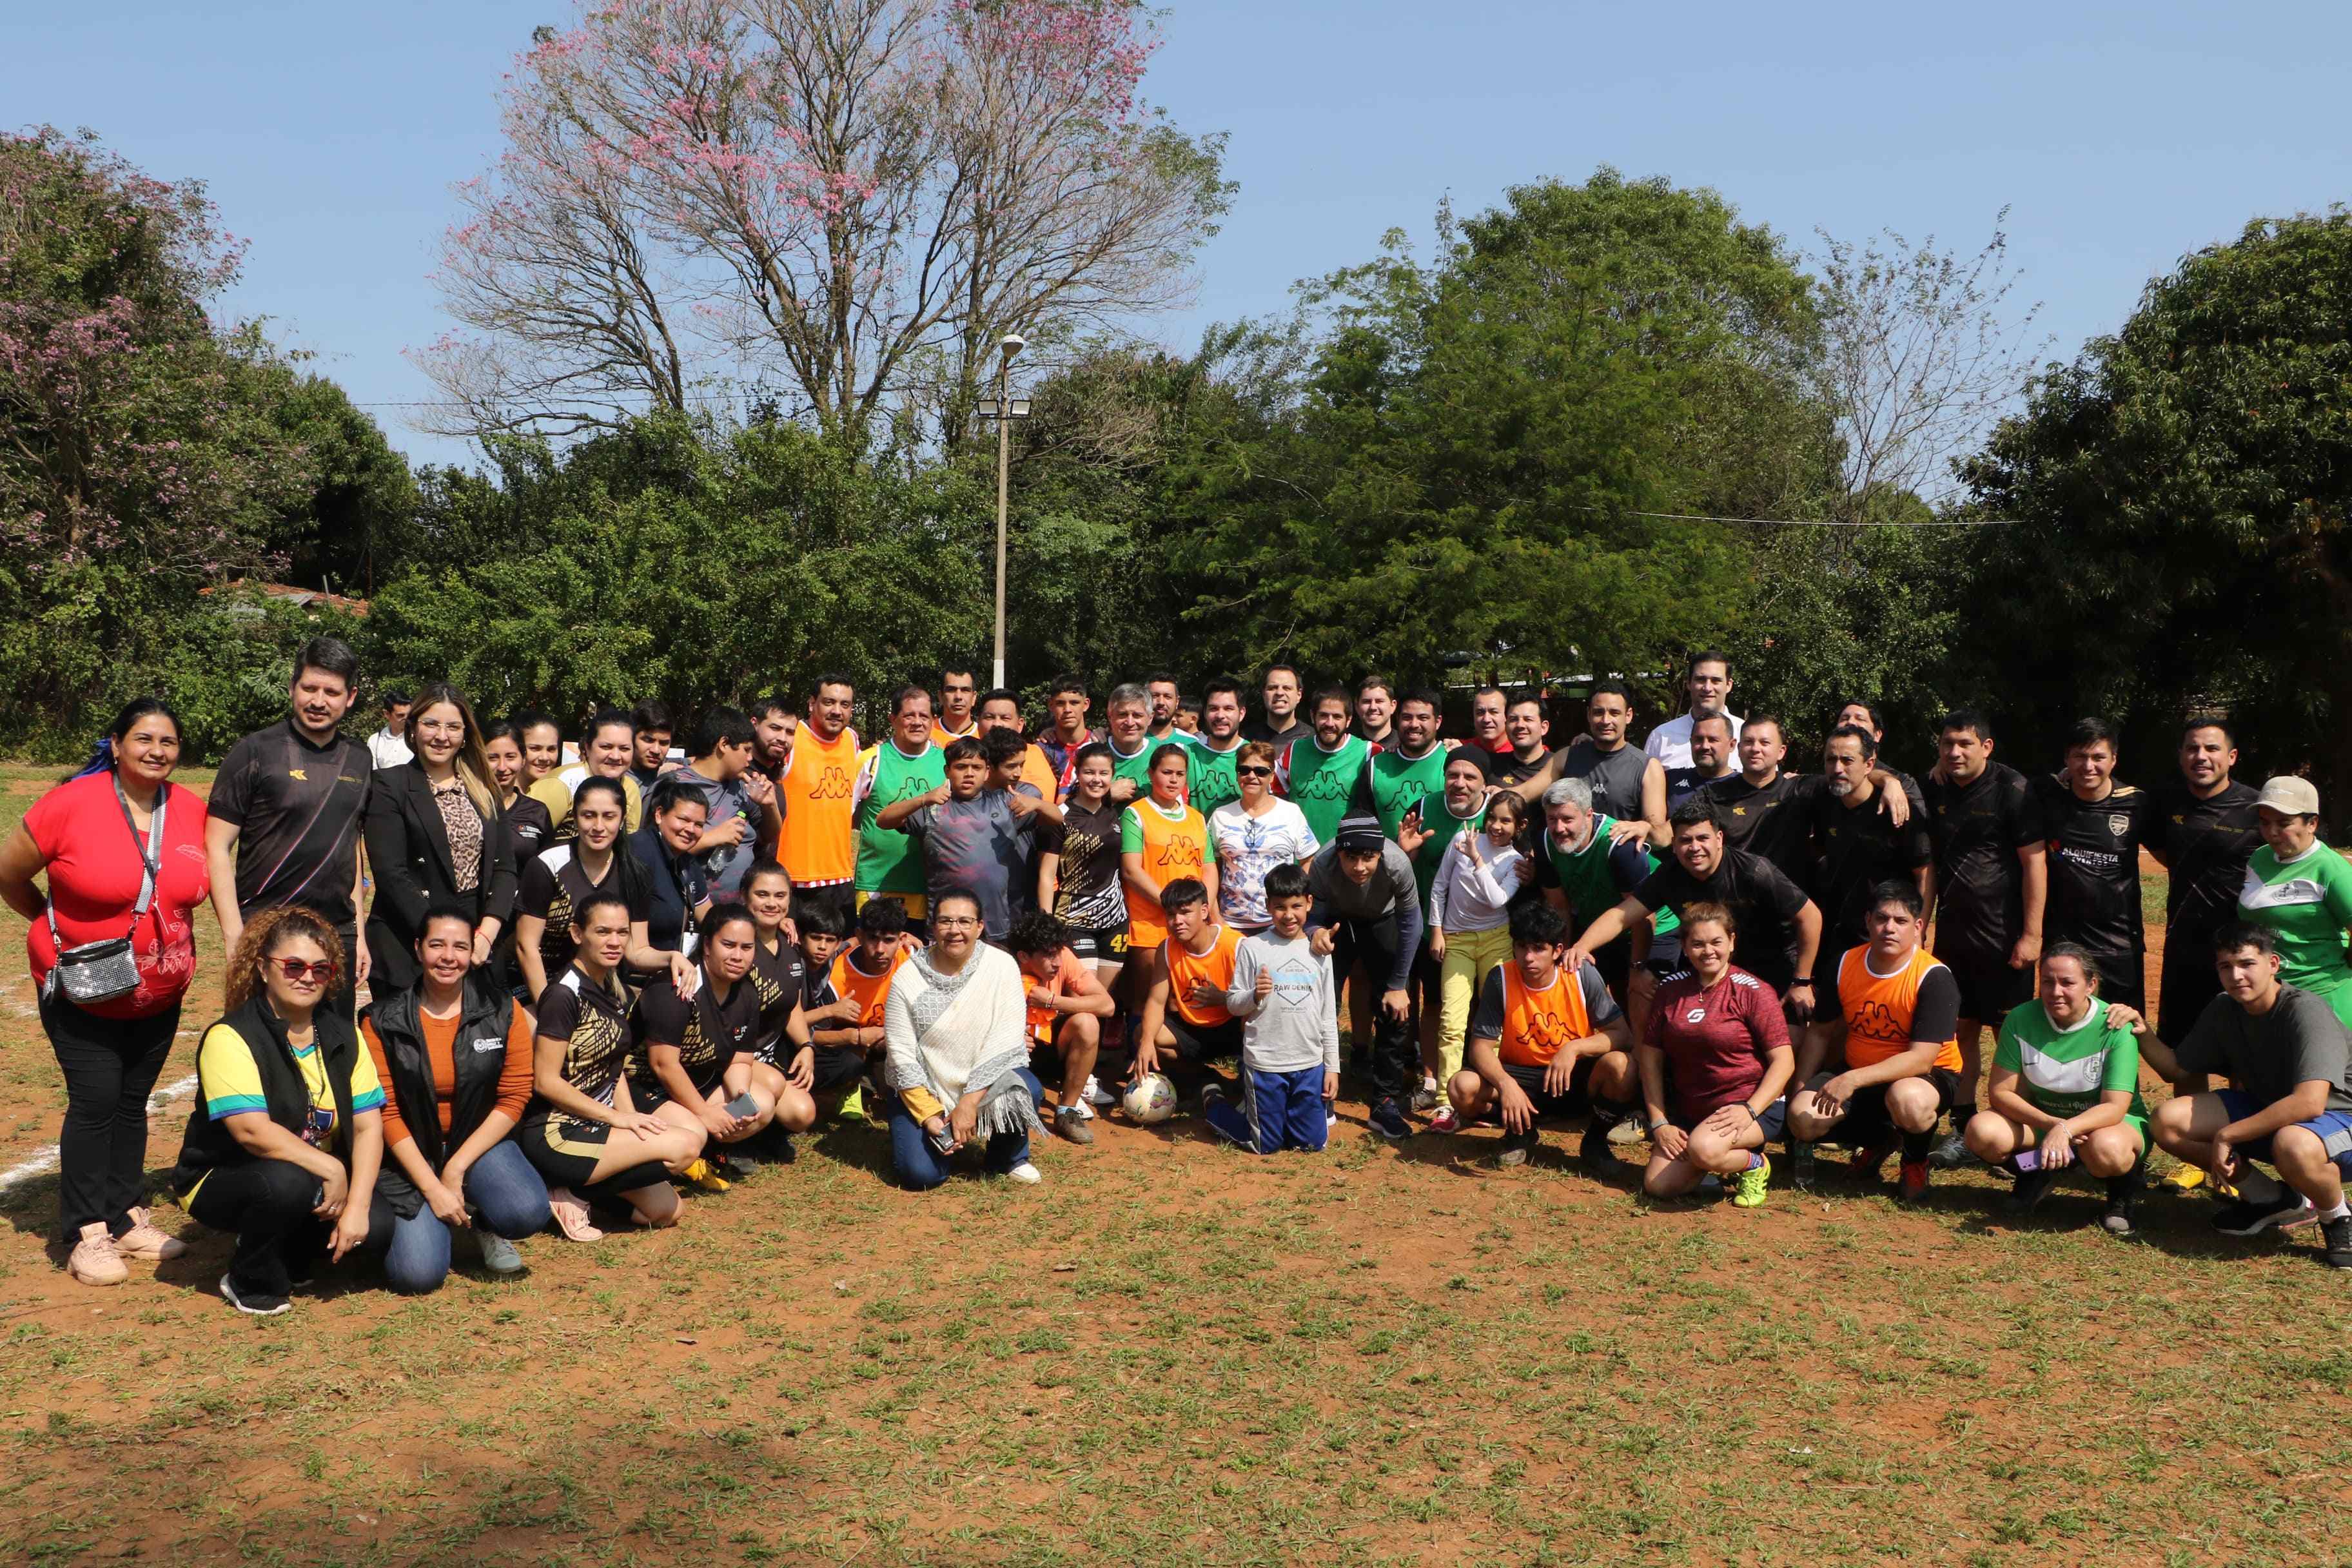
[682,1159,731,1193]
[838,1085,867,1123]
[2163,1164,2206,1192]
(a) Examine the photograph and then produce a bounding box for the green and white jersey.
[1366,744,1449,844]
[852,740,946,894]
[1279,734,1372,847]
[1992,996,2148,1125]
[1106,738,1158,799]
[2238,841,2352,994]
[1540,817,1680,941]
[1411,796,1487,914]
[1185,736,1246,819]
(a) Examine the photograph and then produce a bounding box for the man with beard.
[1185,678,1251,818]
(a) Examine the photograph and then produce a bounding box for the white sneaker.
[1065,1097,1097,1122]
[1004,1161,1044,1185]
[1082,1075,1115,1107]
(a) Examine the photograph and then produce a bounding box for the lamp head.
[999,333,1026,357]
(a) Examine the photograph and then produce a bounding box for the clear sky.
[15,2,2349,469]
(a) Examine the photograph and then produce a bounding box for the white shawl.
[883,943,1041,1141]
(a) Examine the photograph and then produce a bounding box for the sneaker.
[837,1085,868,1124]
[2162,1162,2207,1193]
[1064,1096,1097,1122]
[1003,1161,1044,1185]
[719,1151,760,1182]
[2322,1215,2352,1269]
[476,1232,525,1277]
[66,1222,127,1287]
[1427,1104,1459,1135]
[1083,1075,1115,1108]
[1578,1122,1617,1174]
[1608,1117,1645,1145]
[681,1159,732,1193]
[2101,1178,2140,1238]
[115,1206,187,1262]
[1411,1079,1439,1113]
[2004,1165,2056,1217]
[1495,1126,1538,1167]
[1367,1098,1412,1140]
[1790,1142,1818,1193]
[1729,1157,1771,1208]
[1897,1159,1930,1204]
[1054,1106,1095,1146]
[1852,1137,1896,1182]
[1925,1130,1976,1171]
[219,1273,291,1316]
[2211,1191,2317,1236]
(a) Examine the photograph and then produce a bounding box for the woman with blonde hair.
[170,908,391,1315]
[361,681,517,992]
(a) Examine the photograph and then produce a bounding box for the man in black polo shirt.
[1917,708,2045,1167]
[1487,694,1554,790]
[1703,714,1812,883]
[1803,725,1933,954]
[1663,714,1738,816]
[1243,663,1308,750]
[206,637,375,1016]
[2035,717,2162,1015]
[2146,716,2262,1037]
[1563,798,1825,1024]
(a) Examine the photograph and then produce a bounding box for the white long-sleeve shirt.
[1224,930,1340,1074]
[1429,839,1525,934]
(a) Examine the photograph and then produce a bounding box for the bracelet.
[1647,1119,1669,1133]
[1791,976,1813,987]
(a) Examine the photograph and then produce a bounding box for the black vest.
[173,997,360,1195]
[364,977,516,1216]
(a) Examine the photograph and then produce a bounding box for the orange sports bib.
[830,946,906,1030]
[1164,923,1241,1028]
[1836,945,1961,1071]
[781,722,859,885]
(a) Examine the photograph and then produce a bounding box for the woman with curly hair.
[170,908,391,1315]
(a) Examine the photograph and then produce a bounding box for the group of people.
[10,641,2352,1317]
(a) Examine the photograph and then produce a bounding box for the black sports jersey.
[533,965,632,1108]
[1555,740,1650,824]
[1804,779,1933,952]
[2035,777,2160,960]
[1664,765,1734,813]
[518,845,652,987]
[1923,763,2043,962]
[750,938,808,1053]
[2148,779,2262,936]
[629,973,761,1099]
[1633,847,1812,990]
[1489,747,1553,791]
[208,718,373,926]
[1704,772,1819,885]
[506,794,554,876]
[1038,798,1128,928]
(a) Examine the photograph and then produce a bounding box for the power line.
[1598,506,2014,528]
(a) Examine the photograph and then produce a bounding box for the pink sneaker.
[114,1206,187,1262]
[1428,1105,1460,1135]
[67,1222,128,1286]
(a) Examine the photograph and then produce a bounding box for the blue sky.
[15,2,2349,469]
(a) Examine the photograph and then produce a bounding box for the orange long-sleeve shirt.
[361,1007,537,1147]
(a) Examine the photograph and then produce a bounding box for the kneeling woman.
[362,901,551,1292]
[883,891,1048,1189]
[629,903,814,1182]
[1963,943,2149,1232]
[519,891,706,1237]
[1636,903,1793,1207]
[172,910,391,1316]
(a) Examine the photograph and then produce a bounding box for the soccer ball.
[1122,1072,1178,1124]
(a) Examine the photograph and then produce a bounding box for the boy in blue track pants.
[1205,862,1340,1153]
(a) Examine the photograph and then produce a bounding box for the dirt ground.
[1,768,2346,1567]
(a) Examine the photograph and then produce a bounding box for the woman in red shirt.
[0,698,212,1286]
[1636,903,1794,1208]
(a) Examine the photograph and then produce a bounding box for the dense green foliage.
[1961,211,2352,783]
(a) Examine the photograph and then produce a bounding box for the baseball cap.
[1333,814,1386,852]
[2256,776,2320,817]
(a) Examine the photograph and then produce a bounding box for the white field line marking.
[0,1071,201,1197]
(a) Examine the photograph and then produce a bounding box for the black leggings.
[40,993,180,1240]
[186,1158,392,1298]
[1331,913,1416,1104]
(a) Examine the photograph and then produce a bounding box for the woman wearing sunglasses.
[170,908,391,1315]
[1207,742,1322,936]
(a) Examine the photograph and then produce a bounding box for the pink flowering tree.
[419,0,1231,453]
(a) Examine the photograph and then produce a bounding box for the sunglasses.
[275,958,338,983]
[1236,765,1274,778]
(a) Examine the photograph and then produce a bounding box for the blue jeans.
[888,1069,1043,1190]
[382,1139,553,1295]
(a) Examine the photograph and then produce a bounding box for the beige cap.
[2256,775,2320,816]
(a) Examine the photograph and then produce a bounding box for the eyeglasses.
[1236,765,1274,778]
[275,958,338,983]
[932,915,981,930]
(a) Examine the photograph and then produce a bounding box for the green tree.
[1960,210,2352,803]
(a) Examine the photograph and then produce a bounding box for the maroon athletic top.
[1643,965,1790,1123]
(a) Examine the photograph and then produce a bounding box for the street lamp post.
[986,333,1026,689]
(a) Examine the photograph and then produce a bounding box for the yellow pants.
[1438,925,1514,1084]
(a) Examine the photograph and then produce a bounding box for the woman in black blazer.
[362,683,516,992]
